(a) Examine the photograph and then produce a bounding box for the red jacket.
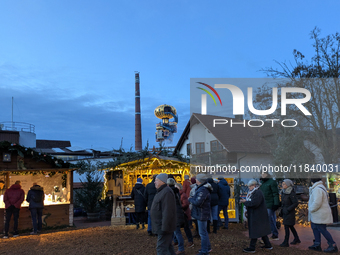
[180,189,191,221]
[4,184,25,209]
[183,179,192,198]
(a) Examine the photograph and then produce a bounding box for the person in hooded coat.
[26,183,44,235]
[131,178,146,229]
[240,179,272,253]
[145,175,157,235]
[207,177,220,234]
[279,179,300,247]
[217,176,230,229]
[3,180,25,238]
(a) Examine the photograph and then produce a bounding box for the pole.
[135,72,142,151]
[11,97,14,130]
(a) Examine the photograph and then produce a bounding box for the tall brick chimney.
[135,72,142,151]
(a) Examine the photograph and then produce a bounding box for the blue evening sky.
[0,0,339,151]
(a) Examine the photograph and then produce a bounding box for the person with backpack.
[3,180,25,238]
[26,183,44,235]
[131,178,146,229]
[308,178,338,253]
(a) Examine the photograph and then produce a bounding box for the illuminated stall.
[0,142,74,232]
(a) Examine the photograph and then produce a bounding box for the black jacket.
[207,178,220,207]
[244,189,271,239]
[144,180,157,210]
[189,182,212,221]
[218,179,230,206]
[281,188,298,226]
[170,185,185,228]
[26,185,44,209]
[131,183,146,213]
[150,184,177,235]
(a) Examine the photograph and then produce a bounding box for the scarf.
[246,187,259,201]
[281,186,293,195]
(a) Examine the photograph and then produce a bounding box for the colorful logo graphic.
[196,82,223,106]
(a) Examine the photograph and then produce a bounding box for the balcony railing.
[0,122,35,133]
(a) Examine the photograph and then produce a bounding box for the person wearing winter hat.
[151,173,177,255]
[279,179,300,247]
[183,175,191,198]
[189,174,212,254]
[308,178,338,253]
[131,177,146,229]
[217,176,231,230]
[3,180,25,238]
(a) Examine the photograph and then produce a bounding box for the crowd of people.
[3,181,45,238]
[130,172,338,255]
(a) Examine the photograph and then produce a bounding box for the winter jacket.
[179,189,191,221]
[151,184,177,235]
[207,178,220,207]
[259,178,280,209]
[244,189,271,239]
[4,184,25,209]
[131,183,146,213]
[144,180,157,210]
[170,185,185,228]
[218,179,230,207]
[189,182,212,221]
[26,185,44,209]
[308,181,333,224]
[280,187,298,226]
[183,179,192,198]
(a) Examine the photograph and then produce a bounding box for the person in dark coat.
[279,179,300,247]
[3,180,25,238]
[259,172,280,240]
[207,177,220,233]
[189,174,212,255]
[131,178,146,229]
[151,173,177,255]
[240,179,272,253]
[144,175,157,235]
[26,183,44,235]
[217,176,230,229]
[183,175,192,198]
[168,178,186,254]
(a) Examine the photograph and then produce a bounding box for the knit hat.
[167,178,176,186]
[156,173,168,184]
[283,179,293,187]
[218,176,225,180]
[196,173,208,183]
[137,178,143,184]
[191,177,196,184]
[184,175,189,180]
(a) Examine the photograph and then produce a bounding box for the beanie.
[184,175,189,180]
[156,173,168,184]
[283,179,293,187]
[137,178,143,184]
[218,176,224,180]
[167,178,176,186]
[196,173,208,183]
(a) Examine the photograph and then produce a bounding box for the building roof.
[36,139,71,149]
[175,113,272,154]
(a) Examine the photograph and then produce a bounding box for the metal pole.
[11,97,14,130]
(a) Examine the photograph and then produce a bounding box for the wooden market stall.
[0,142,74,232]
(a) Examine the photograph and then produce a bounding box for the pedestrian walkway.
[243,223,340,251]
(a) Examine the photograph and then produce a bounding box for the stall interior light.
[3,152,11,162]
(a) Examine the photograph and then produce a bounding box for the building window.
[186,143,191,155]
[196,142,205,154]
[211,140,223,152]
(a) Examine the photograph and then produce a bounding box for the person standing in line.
[189,174,212,255]
[131,178,146,229]
[207,177,220,234]
[176,182,194,249]
[189,177,199,237]
[182,175,192,198]
[259,172,280,240]
[3,180,25,238]
[308,178,338,253]
[26,183,44,235]
[144,175,157,236]
[279,179,300,247]
[151,173,177,255]
[217,176,230,229]
[240,179,273,253]
[167,178,186,255]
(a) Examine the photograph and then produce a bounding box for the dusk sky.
[0,1,339,151]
